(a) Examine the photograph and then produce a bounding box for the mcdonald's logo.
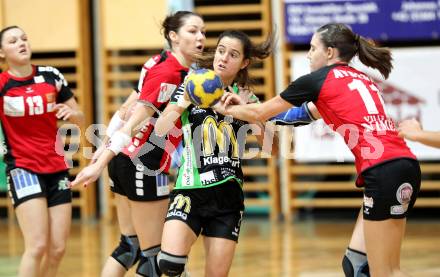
[202,116,238,159]
[169,194,191,214]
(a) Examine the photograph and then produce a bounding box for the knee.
[25,241,48,260]
[157,250,187,277]
[48,243,67,261]
[342,248,370,277]
[111,235,140,270]
[136,245,161,277]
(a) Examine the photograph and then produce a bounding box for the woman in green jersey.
[154,30,275,277]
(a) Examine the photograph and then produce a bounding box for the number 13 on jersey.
[26,96,44,115]
[4,95,49,117]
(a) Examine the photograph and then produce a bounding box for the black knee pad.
[136,245,161,277]
[157,250,187,277]
[342,248,370,277]
[111,234,140,269]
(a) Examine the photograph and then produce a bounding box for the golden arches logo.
[202,116,239,159]
[168,194,191,213]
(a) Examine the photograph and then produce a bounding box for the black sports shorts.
[8,168,71,208]
[108,153,170,201]
[361,158,421,221]
[165,180,245,242]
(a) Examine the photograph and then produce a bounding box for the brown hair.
[0,26,20,47]
[197,30,274,87]
[161,11,203,48]
[317,23,393,79]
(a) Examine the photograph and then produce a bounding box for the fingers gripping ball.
[186,69,224,108]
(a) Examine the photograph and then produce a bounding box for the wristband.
[107,131,131,155]
[106,111,126,137]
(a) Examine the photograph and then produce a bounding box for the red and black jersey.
[122,51,188,174]
[0,65,74,173]
[280,63,416,185]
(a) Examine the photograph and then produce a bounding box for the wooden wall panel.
[3,0,79,51]
[102,0,166,49]
[0,1,4,29]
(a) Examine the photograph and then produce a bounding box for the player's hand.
[221,91,245,106]
[398,119,423,141]
[54,103,76,121]
[70,162,105,188]
[212,101,227,115]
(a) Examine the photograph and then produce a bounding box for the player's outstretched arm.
[71,102,156,187]
[90,91,138,164]
[270,102,318,126]
[398,119,440,148]
[155,103,186,137]
[221,95,293,123]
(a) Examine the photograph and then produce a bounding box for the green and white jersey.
[170,83,254,190]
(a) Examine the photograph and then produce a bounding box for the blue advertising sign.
[285,0,440,44]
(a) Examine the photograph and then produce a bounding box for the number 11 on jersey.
[348,79,388,116]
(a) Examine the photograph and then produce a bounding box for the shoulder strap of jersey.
[158,50,169,64]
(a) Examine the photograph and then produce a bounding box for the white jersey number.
[348,79,388,116]
[26,96,44,115]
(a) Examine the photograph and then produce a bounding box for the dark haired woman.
[72,11,206,277]
[0,26,84,277]
[154,30,276,277]
[219,23,420,277]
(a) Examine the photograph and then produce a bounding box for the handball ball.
[186,69,224,108]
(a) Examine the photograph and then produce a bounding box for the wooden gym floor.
[0,216,439,276]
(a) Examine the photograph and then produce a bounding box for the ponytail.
[357,36,393,79]
[317,23,393,79]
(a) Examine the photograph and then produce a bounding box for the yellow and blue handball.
[185,68,224,108]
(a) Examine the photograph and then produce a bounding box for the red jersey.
[280,63,416,185]
[0,65,74,173]
[121,51,187,174]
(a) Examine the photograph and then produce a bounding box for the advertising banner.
[285,0,440,44]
